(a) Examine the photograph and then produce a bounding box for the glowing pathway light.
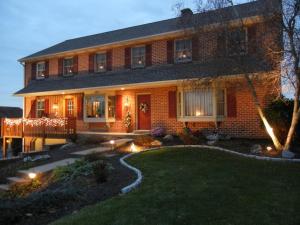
[130,143,139,153]
[28,172,37,180]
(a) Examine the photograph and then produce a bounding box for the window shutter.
[227,88,237,117]
[145,44,152,67]
[31,63,37,80]
[107,50,113,71]
[77,94,83,120]
[73,56,78,74]
[167,40,174,64]
[168,91,177,118]
[44,99,50,116]
[248,25,257,54]
[58,58,63,76]
[89,53,95,73]
[192,36,199,61]
[125,47,131,69]
[30,100,36,118]
[45,60,49,78]
[116,95,123,120]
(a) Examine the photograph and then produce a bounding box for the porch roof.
[15,58,270,96]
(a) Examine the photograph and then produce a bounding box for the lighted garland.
[4,118,66,127]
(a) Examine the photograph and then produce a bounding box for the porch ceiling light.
[121,88,125,91]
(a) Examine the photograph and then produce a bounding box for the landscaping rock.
[282,150,295,159]
[151,140,162,146]
[60,142,77,150]
[206,134,219,141]
[207,140,217,145]
[250,144,262,154]
[163,134,174,142]
[219,134,231,140]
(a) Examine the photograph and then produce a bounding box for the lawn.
[51,147,300,225]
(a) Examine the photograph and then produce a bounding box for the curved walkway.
[120,145,300,194]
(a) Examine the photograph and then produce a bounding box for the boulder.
[151,140,162,147]
[59,142,76,150]
[206,134,219,141]
[207,140,217,146]
[163,134,174,141]
[282,150,295,159]
[250,144,262,154]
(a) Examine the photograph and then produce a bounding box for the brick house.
[13,0,282,151]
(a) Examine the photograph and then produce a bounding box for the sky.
[0,0,197,108]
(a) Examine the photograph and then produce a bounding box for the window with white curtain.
[183,89,213,117]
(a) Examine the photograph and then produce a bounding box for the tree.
[175,0,300,152]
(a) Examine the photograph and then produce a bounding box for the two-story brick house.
[14,0,282,151]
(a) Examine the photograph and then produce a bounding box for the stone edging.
[120,153,143,194]
[120,144,300,194]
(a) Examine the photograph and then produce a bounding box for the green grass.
[51,147,300,225]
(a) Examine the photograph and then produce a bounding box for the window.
[36,62,46,79]
[36,99,45,118]
[132,46,145,68]
[108,96,116,118]
[95,53,106,72]
[227,28,248,56]
[85,96,106,118]
[175,39,192,63]
[63,58,74,76]
[66,99,74,117]
[183,89,213,117]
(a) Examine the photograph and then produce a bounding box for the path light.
[266,146,273,152]
[28,172,37,180]
[110,140,115,150]
[130,143,138,153]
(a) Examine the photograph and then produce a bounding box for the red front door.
[137,95,151,130]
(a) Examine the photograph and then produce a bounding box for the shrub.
[92,160,113,183]
[84,152,105,162]
[264,98,300,144]
[151,127,166,137]
[134,135,155,147]
[7,180,42,198]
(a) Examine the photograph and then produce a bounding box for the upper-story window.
[63,57,74,76]
[175,39,192,63]
[227,28,248,56]
[132,46,145,68]
[95,53,106,72]
[36,62,46,79]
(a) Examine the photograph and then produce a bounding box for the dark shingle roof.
[19,0,273,61]
[15,58,268,95]
[0,107,23,118]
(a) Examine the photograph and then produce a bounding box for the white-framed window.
[227,28,248,56]
[66,99,74,117]
[86,95,105,119]
[36,62,46,79]
[63,57,74,76]
[132,46,145,68]
[178,87,226,121]
[175,39,192,63]
[95,53,106,72]
[36,99,45,118]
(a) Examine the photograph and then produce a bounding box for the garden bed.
[0,152,135,225]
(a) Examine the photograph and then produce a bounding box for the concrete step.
[71,147,111,156]
[133,130,150,135]
[19,158,78,175]
[101,138,133,148]
[0,184,10,191]
[7,176,29,184]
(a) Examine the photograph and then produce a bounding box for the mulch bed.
[0,152,135,225]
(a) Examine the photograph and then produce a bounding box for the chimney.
[181,8,193,17]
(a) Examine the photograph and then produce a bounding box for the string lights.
[4,118,66,128]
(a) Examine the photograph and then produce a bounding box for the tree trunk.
[244,74,283,151]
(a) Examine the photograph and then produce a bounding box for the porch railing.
[1,117,76,139]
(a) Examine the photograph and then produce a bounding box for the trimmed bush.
[151,127,166,137]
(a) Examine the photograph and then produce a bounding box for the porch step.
[19,158,78,175]
[101,138,133,148]
[133,130,150,135]
[0,184,10,191]
[7,176,29,184]
[71,147,111,156]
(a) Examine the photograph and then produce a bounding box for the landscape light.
[130,143,138,153]
[266,146,273,152]
[28,173,37,180]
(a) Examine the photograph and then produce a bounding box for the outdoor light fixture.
[121,88,125,91]
[266,146,273,152]
[52,104,59,110]
[130,143,138,153]
[110,140,115,150]
[124,96,130,107]
[28,173,37,180]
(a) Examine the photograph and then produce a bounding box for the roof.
[19,0,275,62]
[15,57,269,95]
[0,107,23,118]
